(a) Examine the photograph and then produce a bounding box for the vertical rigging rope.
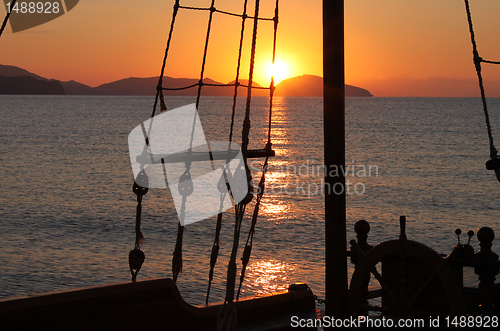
[229,0,262,301]
[229,0,250,144]
[236,156,268,299]
[267,0,279,148]
[129,170,148,282]
[133,1,278,313]
[173,0,219,284]
[218,2,262,330]
[464,0,498,161]
[236,0,279,299]
[195,0,217,111]
[463,0,500,182]
[206,0,250,305]
[152,0,180,118]
[241,0,261,158]
[129,0,180,282]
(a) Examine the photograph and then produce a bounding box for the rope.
[266,1,279,147]
[195,0,216,110]
[236,157,269,299]
[236,0,278,299]
[206,208,224,304]
[241,0,260,158]
[152,0,180,118]
[128,1,180,283]
[225,203,247,301]
[206,0,250,304]
[142,1,278,318]
[159,82,272,92]
[208,0,278,309]
[482,59,500,65]
[463,0,500,181]
[172,222,184,282]
[128,122,153,283]
[217,7,261,331]
[153,1,275,101]
[129,170,149,282]
[178,4,273,21]
[0,0,17,38]
[173,0,219,282]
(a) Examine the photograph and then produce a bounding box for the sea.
[1,95,500,308]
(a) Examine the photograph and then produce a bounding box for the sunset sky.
[1,0,500,96]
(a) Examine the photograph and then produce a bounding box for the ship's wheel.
[349,217,466,317]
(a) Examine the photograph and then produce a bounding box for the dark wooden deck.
[0,278,316,331]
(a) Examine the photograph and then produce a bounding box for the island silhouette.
[0,64,372,97]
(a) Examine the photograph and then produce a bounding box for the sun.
[265,59,290,85]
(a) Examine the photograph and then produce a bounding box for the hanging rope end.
[136,231,146,246]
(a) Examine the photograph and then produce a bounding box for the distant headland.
[0,64,373,97]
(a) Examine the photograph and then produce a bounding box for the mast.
[323,0,348,319]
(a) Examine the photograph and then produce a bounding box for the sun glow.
[265,59,290,85]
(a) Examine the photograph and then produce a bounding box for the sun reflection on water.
[259,198,290,218]
[240,260,295,297]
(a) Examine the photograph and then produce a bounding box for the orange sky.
[1,0,500,96]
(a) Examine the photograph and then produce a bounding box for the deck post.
[323,0,349,321]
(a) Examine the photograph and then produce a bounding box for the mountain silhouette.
[0,64,373,97]
[0,76,65,95]
[275,74,372,97]
[0,64,47,80]
[60,80,95,95]
[0,65,65,95]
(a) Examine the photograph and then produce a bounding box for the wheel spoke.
[368,264,399,305]
[351,240,400,305]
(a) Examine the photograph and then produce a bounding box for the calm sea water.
[1,95,499,306]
